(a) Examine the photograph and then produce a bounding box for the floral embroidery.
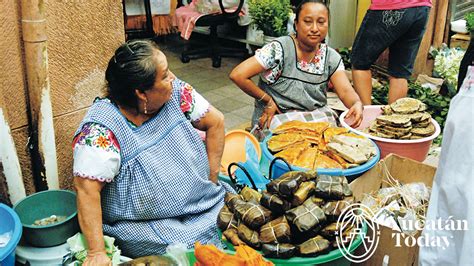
[296,43,327,73]
[73,123,120,154]
[178,80,209,122]
[180,82,194,115]
[255,41,283,84]
[96,135,110,149]
[256,41,331,84]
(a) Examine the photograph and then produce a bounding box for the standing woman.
[230,0,363,129]
[73,40,233,264]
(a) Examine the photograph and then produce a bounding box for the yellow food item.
[314,153,343,169]
[269,121,372,168]
[194,242,244,266]
[194,242,274,266]
[267,133,304,152]
[274,142,310,164]
[294,148,318,169]
[323,127,349,143]
[235,245,274,266]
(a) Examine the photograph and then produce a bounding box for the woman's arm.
[74,177,111,266]
[192,105,225,183]
[229,57,280,128]
[330,70,364,128]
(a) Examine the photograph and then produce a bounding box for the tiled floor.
[156,34,255,131]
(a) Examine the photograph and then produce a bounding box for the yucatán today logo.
[394,217,468,250]
[335,203,380,263]
[335,203,469,263]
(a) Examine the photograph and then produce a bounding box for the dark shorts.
[351,6,430,79]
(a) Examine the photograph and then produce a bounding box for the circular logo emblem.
[335,203,380,263]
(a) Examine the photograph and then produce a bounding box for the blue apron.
[75,79,233,257]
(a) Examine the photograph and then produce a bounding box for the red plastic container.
[339,105,441,162]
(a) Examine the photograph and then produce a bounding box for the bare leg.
[388,77,408,104]
[352,69,373,105]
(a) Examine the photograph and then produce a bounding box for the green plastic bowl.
[219,222,367,266]
[13,190,79,247]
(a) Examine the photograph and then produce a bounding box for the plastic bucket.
[0,204,23,266]
[262,134,380,181]
[339,106,441,162]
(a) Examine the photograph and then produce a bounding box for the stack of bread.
[368,98,435,140]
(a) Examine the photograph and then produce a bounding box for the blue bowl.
[262,134,380,181]
[0,204,23,266]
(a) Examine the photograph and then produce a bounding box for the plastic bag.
[231,138,269,191]
[166,243,189,266]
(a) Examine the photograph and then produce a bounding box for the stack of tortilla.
[368,98,435,140]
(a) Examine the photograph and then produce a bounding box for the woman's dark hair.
[105,39,160,109]
[294,0,329,23]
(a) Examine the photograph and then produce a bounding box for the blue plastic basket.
[0,203,23,266]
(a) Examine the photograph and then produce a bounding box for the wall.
[0,0,31,205]
[0,0,125,203]
[327,0,357,49]
[46,0,124,190]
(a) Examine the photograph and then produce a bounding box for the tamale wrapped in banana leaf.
[314,175,345,200]
[240,186,262,203]
[292,181,316,206]
[223,228,246,246]
[234,201,272,230]
[320,222,341,239]
[217,205,238,231]
[322,197,354,221]
[310,196,326,206]
[286,198,326,232]
[260,191,292,214]
[332,226,357,248]
[291,222,324,244]
[259,216,291,244]
[224,192,243,212]
[266,171,308,198]
[237,223,260,249]
[342,178,352,197]
[320,221,353,239]
[298,236,331,257]
[262,243,297,259]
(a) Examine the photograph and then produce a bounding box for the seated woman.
[73,39,233,264]
[229,0,363,129]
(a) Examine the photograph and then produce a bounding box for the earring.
[144,101,148,114]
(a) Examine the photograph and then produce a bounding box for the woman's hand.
[83,251,111,266]
[346,101,363,128]
[258,99,281,129]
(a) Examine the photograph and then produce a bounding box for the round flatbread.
[403,112,431,123]
[413,119,431,128]
[381,105,393,115]
[410,123,435,137]
[390,98,423,114]
[400,133,413,140]
[376,115,412,127]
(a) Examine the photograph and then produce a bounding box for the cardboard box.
[349,154,437,266]
[450,33,470,50]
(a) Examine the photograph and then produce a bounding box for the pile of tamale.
[217,171,361,259]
